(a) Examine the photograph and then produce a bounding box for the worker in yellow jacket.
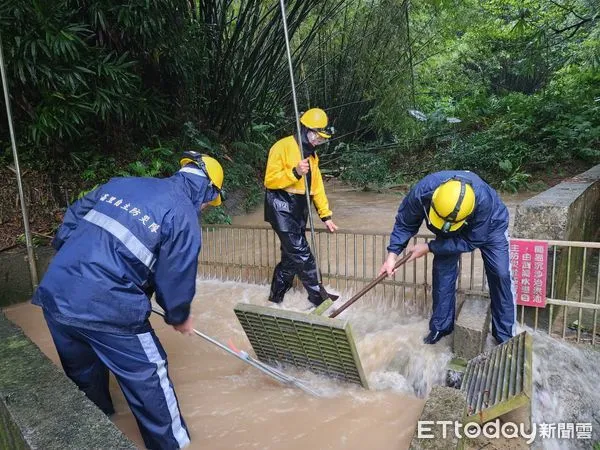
[264,108,338,306]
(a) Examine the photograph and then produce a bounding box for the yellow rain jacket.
[264,135,332,221]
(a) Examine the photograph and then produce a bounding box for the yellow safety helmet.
[180,151,224,206]
[300,108,335,139]
[429,179,475,233]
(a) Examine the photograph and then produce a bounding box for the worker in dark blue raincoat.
[32,152,224,450]
[264,108,339,306]
[379,171,516,345]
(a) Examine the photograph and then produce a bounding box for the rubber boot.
[423,329,452,345]
[307,284,339,306]
[268,262,293,304]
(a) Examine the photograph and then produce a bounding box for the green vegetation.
[1,0,598,222]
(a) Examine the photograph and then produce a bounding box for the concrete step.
[453,295,491,361]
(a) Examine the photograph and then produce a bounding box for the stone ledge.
[410,385,467,450]
[0,311,135,450]
[453,296,491,361]
[514,164,600,241]
[513,164,600,333]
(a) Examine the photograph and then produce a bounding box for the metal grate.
[234,303,369,388]
[461,331,533,423]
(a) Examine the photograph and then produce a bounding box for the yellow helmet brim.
[209,194,222,207]
[428,206,466,232]
[180,157,195,167]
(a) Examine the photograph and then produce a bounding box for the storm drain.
[234,303,369,388]
[461,331,532,423]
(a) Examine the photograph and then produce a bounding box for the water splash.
[207,278,451,399]
[344,299,452,398]
[199,276,600,449]
[531,331,600,449]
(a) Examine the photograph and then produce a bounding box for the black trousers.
[269,229,323,305]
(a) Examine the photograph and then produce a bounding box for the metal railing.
[199,224,600,346]
[526,239,600,346]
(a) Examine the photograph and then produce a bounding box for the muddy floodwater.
[4,185,537,449]
[232,182,531,232]
[5,282,441,450]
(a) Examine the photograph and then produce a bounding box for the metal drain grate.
[461,331,532,423]
[234,303,369,388]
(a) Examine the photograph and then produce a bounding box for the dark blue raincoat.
[33,167,217,332]
[32,166,217,449]
[387,171,516,343]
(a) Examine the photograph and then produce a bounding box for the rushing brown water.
[233,181,531,232]
[3,185,536,449]
[5,284,435,450]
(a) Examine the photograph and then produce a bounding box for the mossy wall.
[0,246,55,307]
[0,312,135,449]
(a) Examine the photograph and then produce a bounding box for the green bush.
[118,146,179,179]
[338,145,394,189]
[201,206,231,225]
[436,70,600,190]
[0,0,190,163]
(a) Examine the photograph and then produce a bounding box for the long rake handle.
[151,308,263,369]
[328,252,412,318]
[151,308,319,396]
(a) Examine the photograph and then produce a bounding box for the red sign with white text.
[509,239,548,308]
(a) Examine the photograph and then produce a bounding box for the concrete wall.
[513,164,600,330]
[0,398,29,450]
[513,164,600,242]
[0,246,54,307]
[0,312,136,449]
